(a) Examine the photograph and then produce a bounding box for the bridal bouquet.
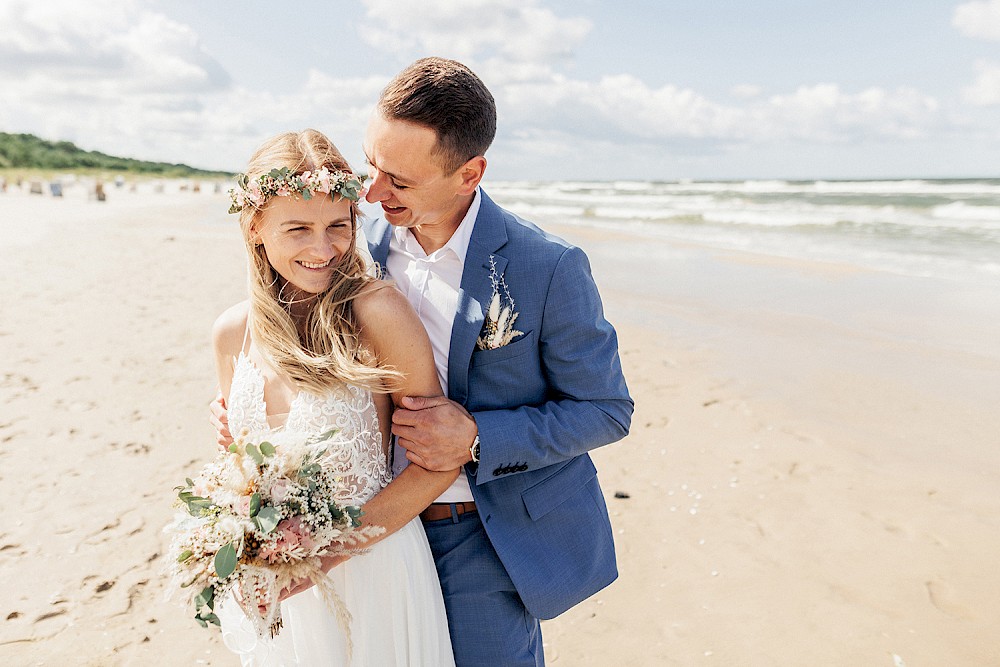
[165,427,383,641]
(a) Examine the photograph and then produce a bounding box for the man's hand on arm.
[391,395,478,471]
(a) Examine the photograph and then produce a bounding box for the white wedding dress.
[216,349,455,666]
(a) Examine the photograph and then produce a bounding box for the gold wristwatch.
[469,435,480,463]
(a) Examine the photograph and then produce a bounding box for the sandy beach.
[1,185,999,665]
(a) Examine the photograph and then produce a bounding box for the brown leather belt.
[419,501,477,523]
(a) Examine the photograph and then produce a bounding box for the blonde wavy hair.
[238,129,401,394]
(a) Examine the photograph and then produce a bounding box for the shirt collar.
[392,187,481,265]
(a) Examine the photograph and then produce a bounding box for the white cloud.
[953,0,1000,40]
[0,1,387,171]
[494,75,941,150]
[0,0,973,178]
[359,0,591,65]
[0,0,229,91]
[749,84,941,142]
[731,84,763,99]
[351,1,941,154]
[963,60,1000,105]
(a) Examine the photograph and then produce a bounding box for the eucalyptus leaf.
[255,506,281,534]
[176,550,193,563]
[249,492,261,518]
[185,477,195,488]
[259,442,275,457]
[228,443,238,453]
[214,543,238,579]
[193,585,215,610]
[246,443,263,465]
[180,492,212,516]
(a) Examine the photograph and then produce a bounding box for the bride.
[210,129,456,665]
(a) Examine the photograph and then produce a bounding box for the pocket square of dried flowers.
[477,292,524,350]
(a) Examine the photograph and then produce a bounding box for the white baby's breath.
[165,426,384,652]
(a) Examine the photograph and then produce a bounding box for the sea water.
[486,179,1000,285]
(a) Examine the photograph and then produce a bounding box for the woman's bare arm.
[211,301,250,408]
[349,282,460,543]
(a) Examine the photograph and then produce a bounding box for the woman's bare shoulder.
[212,300,250,357]
[352,280,412,328]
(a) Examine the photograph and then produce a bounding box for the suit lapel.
[448,191,508,404]
[363,216,392,269]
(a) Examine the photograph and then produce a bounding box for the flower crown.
[228,166,366,214]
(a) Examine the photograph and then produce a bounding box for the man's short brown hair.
[377,57,496,173]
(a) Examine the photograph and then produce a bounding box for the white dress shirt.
[387,189,481,503]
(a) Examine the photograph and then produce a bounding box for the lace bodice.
[227,352,391,505]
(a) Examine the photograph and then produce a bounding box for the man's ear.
[456,156,487,196]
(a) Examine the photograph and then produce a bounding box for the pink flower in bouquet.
[271,481,288,503]
[276,516,317,552]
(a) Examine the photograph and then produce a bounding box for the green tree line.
[0,132,230,177]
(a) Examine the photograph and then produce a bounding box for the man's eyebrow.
[363,151,413,185]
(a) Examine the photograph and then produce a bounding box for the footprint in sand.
[102,579,150,618]
[124,441,152,455]
[0,373,39,400]
[20,601,75,640]
[34,607,68,623]
[1,429,26,443]
[110,440,152,455]
[0,543,28,559]
[925,580,974,619]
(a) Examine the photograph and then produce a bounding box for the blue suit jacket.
[364,190,633,619]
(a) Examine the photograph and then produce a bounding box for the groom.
[360,58,632,665]
[212,57,631,665]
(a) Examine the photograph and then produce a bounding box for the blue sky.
[2,0,999,180]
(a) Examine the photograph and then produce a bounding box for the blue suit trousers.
[423,510,544,667]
